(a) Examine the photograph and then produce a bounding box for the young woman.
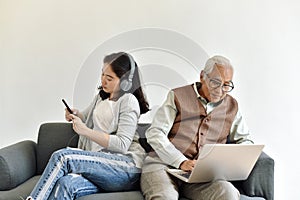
[26,52,149,200]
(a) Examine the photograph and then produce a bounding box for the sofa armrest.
[232,151,274,200]
[0,140,37,190]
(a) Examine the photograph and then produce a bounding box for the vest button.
[200,132,204,135]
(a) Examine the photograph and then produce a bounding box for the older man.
[141,55,252,200]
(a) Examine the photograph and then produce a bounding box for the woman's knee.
[50,148,77,162]
[50,148,68,160]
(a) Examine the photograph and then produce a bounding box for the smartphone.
[62,99,73,114]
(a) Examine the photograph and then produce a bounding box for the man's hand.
[179,160,196,171]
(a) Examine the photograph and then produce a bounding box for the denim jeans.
[28,147,141,200]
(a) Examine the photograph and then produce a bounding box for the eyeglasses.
[205,73,234,92]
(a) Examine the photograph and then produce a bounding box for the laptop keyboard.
[179,171,192,179]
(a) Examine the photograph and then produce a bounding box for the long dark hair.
[99,52,149,114]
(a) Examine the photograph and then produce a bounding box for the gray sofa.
[0,122,274,200]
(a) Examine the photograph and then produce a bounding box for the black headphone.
[120,54,135,91]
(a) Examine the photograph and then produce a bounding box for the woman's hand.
[179,160,196,171]
[70,114,91,136]
[70,115,109,147]
[65,108,79,122]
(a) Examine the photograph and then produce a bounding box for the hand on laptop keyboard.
[179,159,196,171]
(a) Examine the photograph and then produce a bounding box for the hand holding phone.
[62,99,73,114]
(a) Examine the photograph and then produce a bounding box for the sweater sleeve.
[107,94,140,153]
[146,91,187,168]
[78,95,99,149]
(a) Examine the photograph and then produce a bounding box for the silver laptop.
[166,144,264,183]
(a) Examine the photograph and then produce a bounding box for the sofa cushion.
[137,123,152,152]
[36,123,79,174]
[0,176,40,200]
[233,152,274,200]
[76,191,144,200]
[240,194,265,200]
[75,192,264,200]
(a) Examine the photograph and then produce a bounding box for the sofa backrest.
[36,122,152,174]
[137,123,152,152]
[36,122,78,174]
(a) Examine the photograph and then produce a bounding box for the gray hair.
[203,55,233,74]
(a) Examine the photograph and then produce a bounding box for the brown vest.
[168,84,238,159]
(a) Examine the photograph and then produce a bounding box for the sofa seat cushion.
[76,191,144,200]
[0,176,265,200]
[76,192,265,200]
[0,175,40,200]
[240,194,265,200]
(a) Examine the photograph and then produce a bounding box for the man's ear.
[200,70,205,81]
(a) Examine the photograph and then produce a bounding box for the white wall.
[1,0,299,199]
